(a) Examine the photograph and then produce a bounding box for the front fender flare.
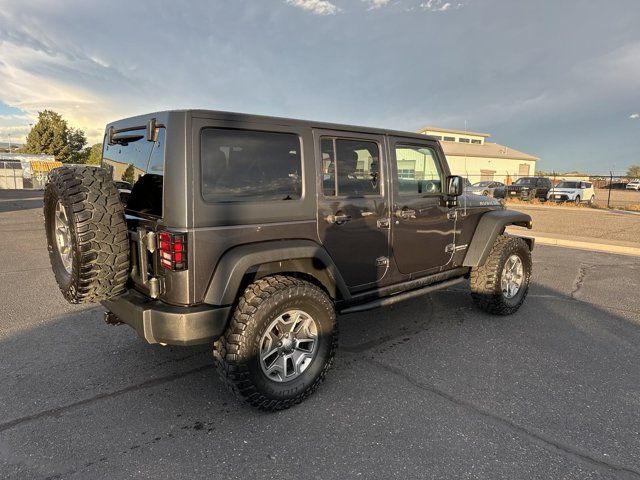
[462,210,533,267]
[203,240,349,306]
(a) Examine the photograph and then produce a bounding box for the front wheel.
[213,275,337,410]
[470,235,532,315]
[574,195,581,205]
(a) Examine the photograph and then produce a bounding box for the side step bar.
[339,277,465,315]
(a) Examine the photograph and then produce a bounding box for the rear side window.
[321,138,380,197]
[103,128,164,217]
[201,129,302,203]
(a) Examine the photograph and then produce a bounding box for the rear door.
[390,137,456,275]
[315,130,390,289]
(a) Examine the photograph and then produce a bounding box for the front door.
[391,138,456,275]
[315,131,390,289]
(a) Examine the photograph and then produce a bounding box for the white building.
[418,126,539,183]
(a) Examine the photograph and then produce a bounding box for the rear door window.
[103,128,164,217]
[320,138,381,197]
[201,129,302,202]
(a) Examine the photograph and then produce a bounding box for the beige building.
[418,126,539,184]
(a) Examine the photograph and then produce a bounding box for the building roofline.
[418,126,491,138]
[439,141,539,162]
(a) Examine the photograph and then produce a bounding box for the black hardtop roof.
[106,109,437,142]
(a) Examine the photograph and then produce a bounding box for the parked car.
[504,177,552,201]
[626,180,640,191]
[547,180,596,205]
[466,181,505,197]
[43,110,533,410]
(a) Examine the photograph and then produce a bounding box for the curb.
[509,232,640,257]
[505,203,640,216]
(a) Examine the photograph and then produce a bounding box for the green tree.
[122,164,135,184]
[627,165,640,179]
[85,143,103,165]
[21,110,87,163]
[67,128,88,163]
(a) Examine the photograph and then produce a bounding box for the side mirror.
[447,175,464,197]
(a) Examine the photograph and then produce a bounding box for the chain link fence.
[0,160,66,190]
[460,171,640,210]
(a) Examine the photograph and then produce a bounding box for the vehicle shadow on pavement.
[0,198,44,214]
[2,281,640,479]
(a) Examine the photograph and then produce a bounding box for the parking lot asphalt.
[1,192,640,480]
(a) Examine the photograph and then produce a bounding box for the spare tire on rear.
[44,166,130,304]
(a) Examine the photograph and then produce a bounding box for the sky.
[0,0,639,173]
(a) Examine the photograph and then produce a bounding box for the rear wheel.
[470,235,531,315]
[44,166,129,304]
[213,275,337,410]
[589,195,595,205]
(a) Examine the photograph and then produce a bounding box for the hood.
[459,193,501,208]
[549,188,578,194]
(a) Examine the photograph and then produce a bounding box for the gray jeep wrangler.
[44,110,533,410]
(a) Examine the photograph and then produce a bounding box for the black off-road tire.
[213,275,337,411]
[44,166,129,304]
[574,195,581,206]
[470,235,532,315]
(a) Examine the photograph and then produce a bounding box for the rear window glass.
[556,181,579,188]
[103,128,164,217]
[201,129,302,203]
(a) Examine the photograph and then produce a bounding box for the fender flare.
[203,239,350,306]
[462,210,533,267]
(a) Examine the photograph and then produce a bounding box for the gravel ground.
[1,192,640,480]
[505,203,640,244]
[594,188,640,209]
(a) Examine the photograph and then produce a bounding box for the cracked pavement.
[1,192,640,479]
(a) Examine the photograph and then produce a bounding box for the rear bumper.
[102,289,231,346]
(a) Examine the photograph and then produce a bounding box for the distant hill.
[0,141,24,151]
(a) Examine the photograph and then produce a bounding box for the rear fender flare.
[203,240,349,306]
[462,210,533,267]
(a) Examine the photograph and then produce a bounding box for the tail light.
[158,231,187,271]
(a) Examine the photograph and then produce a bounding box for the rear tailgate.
[102,124,166,299]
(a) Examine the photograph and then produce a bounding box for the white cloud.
[285,0,340,15]
[630,113,640,119]
[362,0,391,9]
[420,0,453,11]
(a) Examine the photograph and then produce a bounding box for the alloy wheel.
[259,309,319,382]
